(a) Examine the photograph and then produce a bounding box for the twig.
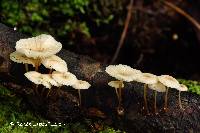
[110,0,134,64]
[163,1,200,30]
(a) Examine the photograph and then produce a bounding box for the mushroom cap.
[72,80,91,90]
[148,82,166,92]
[10,51,36,67]
[16,34,62,59]
[177,84,188,91]
[136,73,158,84]
[52,71,77,86]
[108,81,124,89]
[41,74,61,87]
[105,64,141,82]
[24,71,51,88]
[41,55,68,72]
[158,75,180,89]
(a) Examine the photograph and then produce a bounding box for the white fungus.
[136,73,158,85]
[148,82,166,92]
[105,64,141,82]
[41,74,60,87]
[24,71,51,88]
[42,55,68,73]
[158,75,180,112]
[177,84,188,92]
[10,51,36,67]
[16,34,62,59]
[108,81,124,89]
[158,75,180,89]
[72,80,91,90]
[52,71,77,86]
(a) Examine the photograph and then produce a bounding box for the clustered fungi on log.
[0,23,200,132]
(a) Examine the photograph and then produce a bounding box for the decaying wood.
[0,23,200,132]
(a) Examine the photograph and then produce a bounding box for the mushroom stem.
[143,84,149,114]
[35,62,39,72]
[117,80,124,115]
[115,88,120,103]
[118,80,123,106]
[78,89,81,106]
[35,59,41,72]
[25,64,29,72]
[164,87,169,112]
[178,90,183,109]
[154,90,157,114]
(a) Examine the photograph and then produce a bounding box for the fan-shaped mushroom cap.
[148,82,166,92]
[16,34,62,59]
[108,81,124,89]
[136,73,158,84]
[158,75,180,89]
[41,55,68,72]
[52,71,77,86]
[24,71,51,88]
[177,84,188,91]
[72,80,91,90]
[10,51,36,66]
[41,74,60,87]
[105,64,141,82]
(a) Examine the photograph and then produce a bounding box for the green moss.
[178,79,200,95]
[0,86,122,133]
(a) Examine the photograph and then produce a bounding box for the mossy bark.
[0,23,200,132]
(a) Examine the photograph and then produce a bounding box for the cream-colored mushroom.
[106,64,141,82]
[52,71,77,86]
[158,75,180,112]
[10,51,37,71]
[176,84,188,109]
[108,81,125,105]
[105,64,141,115]
[16,34,62,71]
[136,73,158,114]
[41,74,60,87]
[41,55,68,73]
[72,80,91,106]
[24,71,51,89]
[148,82,166,113]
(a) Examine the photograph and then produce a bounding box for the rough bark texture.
[0,23,200,133]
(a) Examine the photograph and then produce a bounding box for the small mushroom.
[177,84,188,109]
[16,34,62,71]
[52,71,77,86]
[10,51,37,71]
[24,71,51,89]
[105,64,141,115]
[148,82,166,114]
[158,75,180,112]
[106,64,141,82]
[108,81,125,106]
[41,74,60,87]
[136,73,158,114]
[41,55,68,73]
[72,80,91,106]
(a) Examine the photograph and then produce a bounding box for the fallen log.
[0,23,200,133]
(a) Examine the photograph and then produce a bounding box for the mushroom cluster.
[10,34,91,106]
[105,64,188,115]
[10,34,189,114]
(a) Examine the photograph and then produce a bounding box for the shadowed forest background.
[0,0,200,80]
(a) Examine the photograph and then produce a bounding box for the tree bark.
[0,23,200,132]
